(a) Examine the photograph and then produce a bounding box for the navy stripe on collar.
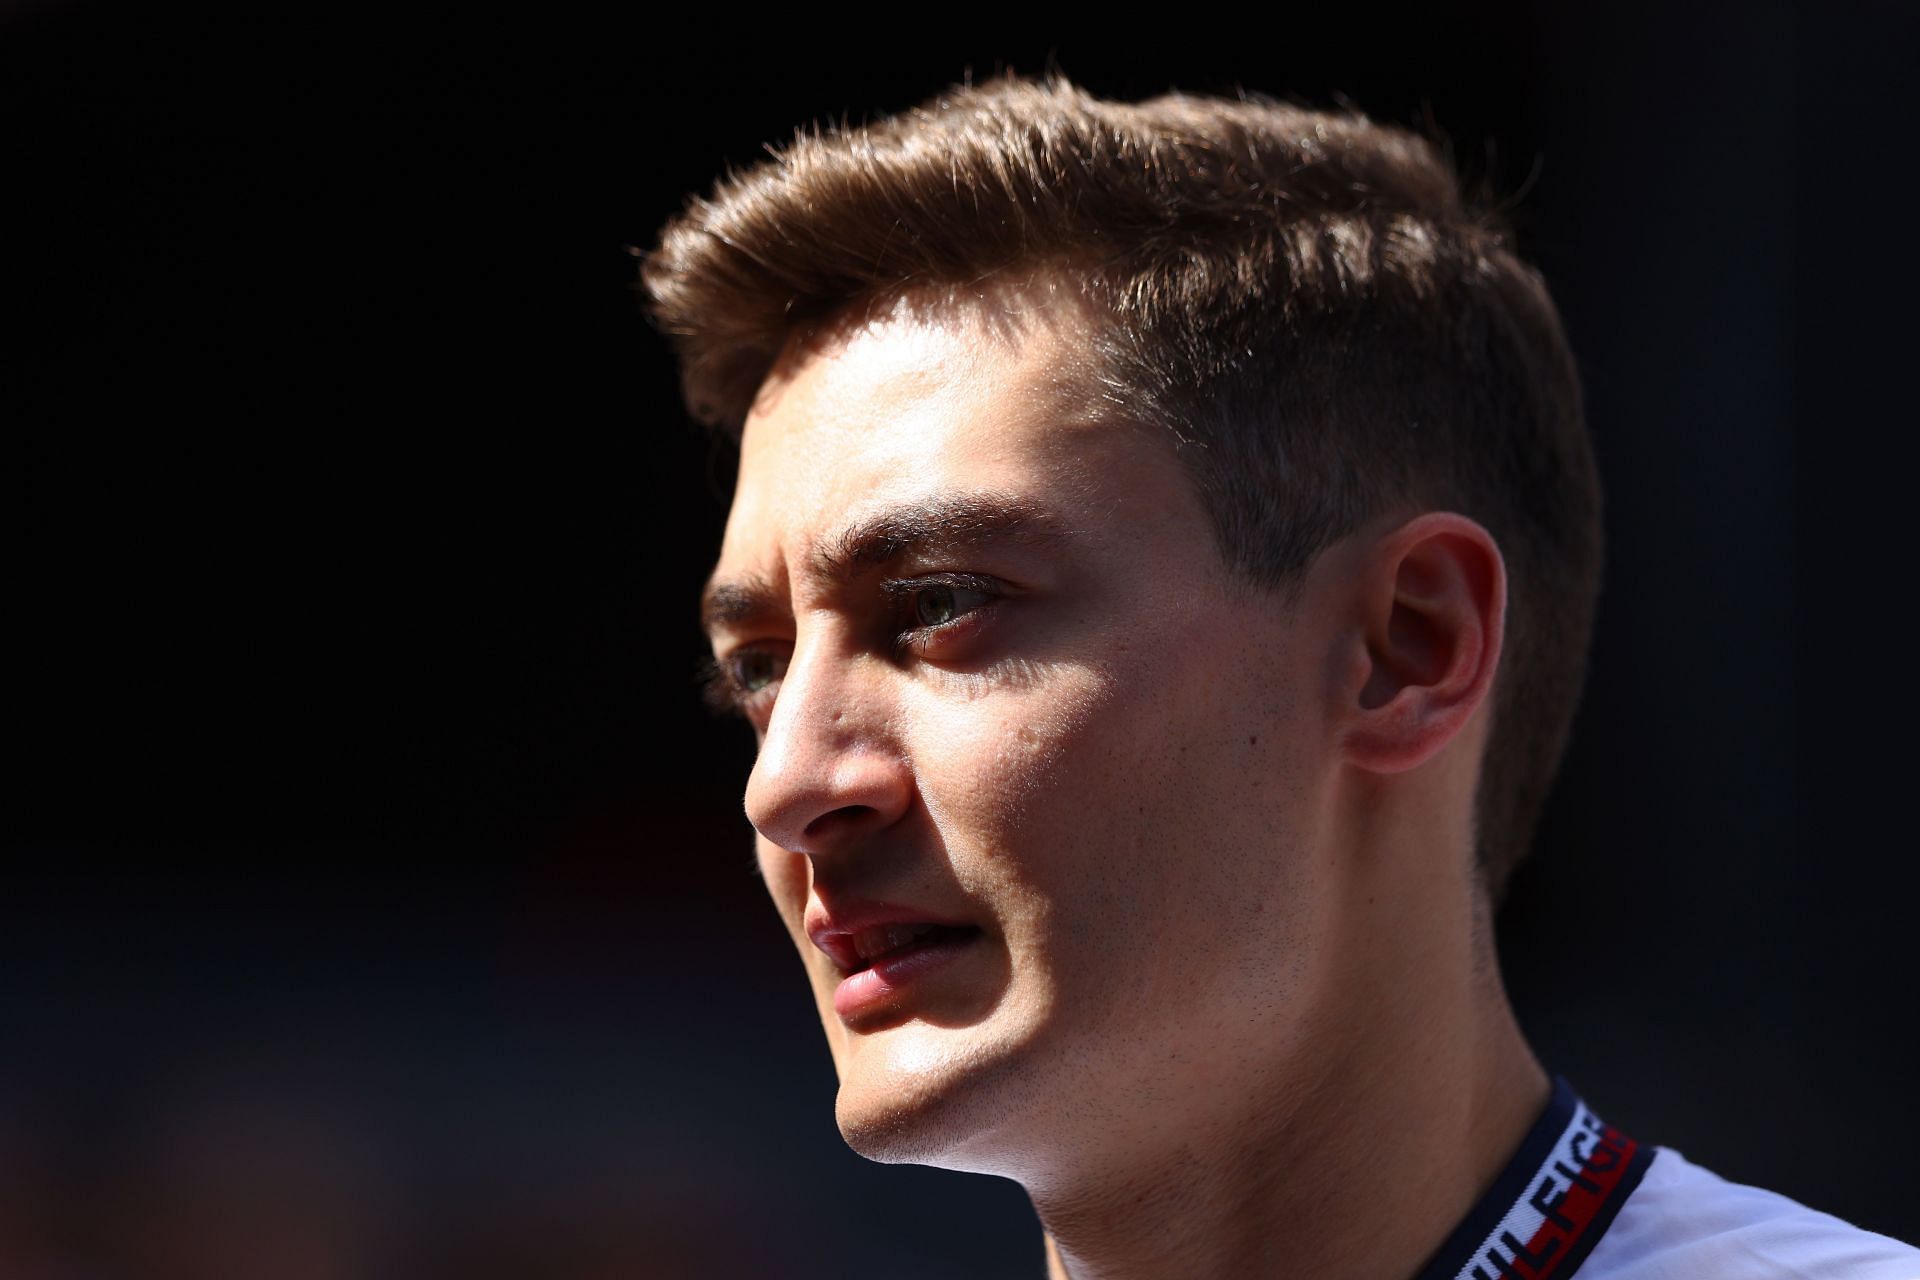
[1409,1077,1652,1280]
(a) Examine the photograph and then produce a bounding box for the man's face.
[702,296,1344,1174]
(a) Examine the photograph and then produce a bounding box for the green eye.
[886,575,998,644]
[915,585,958,627]
[730,649,785,692]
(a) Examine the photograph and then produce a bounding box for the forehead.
[711,294,1168,587]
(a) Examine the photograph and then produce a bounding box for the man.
[642,74,1918,1279]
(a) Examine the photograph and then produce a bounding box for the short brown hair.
[641,73,1603,901]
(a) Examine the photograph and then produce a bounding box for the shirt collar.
[1409,1076,1653,1280]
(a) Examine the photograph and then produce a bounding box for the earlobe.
[1338,513,1505,775]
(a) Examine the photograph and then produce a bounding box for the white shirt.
[1413,1079,1919,1280]
[1582,1145,1920,1280]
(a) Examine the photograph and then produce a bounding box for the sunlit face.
[701,294,1347,1177]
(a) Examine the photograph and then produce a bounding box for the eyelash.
[701,573,1004,719]
[879,572,1001,659]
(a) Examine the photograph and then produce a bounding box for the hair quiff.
[641,73,1603,901]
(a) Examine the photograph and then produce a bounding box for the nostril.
[803,804,878,841]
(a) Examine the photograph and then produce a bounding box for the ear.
[1335,512,1506,775]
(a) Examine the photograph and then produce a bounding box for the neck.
[1032,875,1548,1280]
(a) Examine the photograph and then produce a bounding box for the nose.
[743,640,913,856]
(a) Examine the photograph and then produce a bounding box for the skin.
[701,289,1549,1279]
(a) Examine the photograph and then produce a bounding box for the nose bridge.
[745,624,910,855]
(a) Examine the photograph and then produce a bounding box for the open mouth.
[827,920,984,1023]
[844,922,980,974]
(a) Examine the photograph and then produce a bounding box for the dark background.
[8,2,1915,1276]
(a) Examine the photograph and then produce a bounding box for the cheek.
[935,633,1315,928]
[911,663,1112,841]
[910,660,1216,973]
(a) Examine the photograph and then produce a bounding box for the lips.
[805,902,983,1022]
[848,921,975,968]
[808,912,979,975]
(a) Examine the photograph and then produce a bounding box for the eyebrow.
[699,492,1065,638]
[699,574,783,635]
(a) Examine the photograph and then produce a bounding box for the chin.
[830,1017,1049,1173]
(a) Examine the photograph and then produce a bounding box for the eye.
[730,648,787,692]
[886,574,1001,653]
[913,583,967,626]
[701,645,789,717]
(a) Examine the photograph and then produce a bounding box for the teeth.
[852,922,938,962]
